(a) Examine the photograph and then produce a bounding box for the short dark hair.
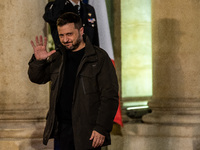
[57,12,82,29]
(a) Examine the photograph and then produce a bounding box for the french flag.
[83,0,123,127]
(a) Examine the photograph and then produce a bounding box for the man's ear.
[80,27,84,36]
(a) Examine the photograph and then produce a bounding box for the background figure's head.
[57,12,84,51]
[57,12,82,29]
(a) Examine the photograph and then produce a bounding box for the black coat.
[43,0,99,48]
[28,37,118,150]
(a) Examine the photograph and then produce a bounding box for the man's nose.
[63,35,69,42]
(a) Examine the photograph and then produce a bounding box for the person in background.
[28,12,118,150]
[43,0,99,48]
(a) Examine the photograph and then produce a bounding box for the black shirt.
[57,48,85,123]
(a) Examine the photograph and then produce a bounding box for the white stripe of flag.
[88,0,114,60]
[88,0,123,127]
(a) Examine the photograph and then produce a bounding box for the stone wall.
[0,0,53,149]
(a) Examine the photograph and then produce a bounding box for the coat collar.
[83,35,96,58]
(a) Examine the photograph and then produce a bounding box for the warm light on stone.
[0,0,53,149]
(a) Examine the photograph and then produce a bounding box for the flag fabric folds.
[87,0,123,127]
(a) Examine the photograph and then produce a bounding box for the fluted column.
[143,0,200,124]
[0,0,53,149]
[121,1,200,150]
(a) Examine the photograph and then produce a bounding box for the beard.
[64,34,82,51]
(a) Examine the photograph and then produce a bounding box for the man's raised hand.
[30,35,56,60]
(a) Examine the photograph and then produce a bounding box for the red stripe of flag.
[88,0,123,127]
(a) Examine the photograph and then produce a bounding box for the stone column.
[143,0,200,125]
[0,0,53,149]
[122,0,200,150]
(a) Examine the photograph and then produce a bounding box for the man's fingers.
[90,131,105,148]
[35,36,39,46]
[31,36,47,48]
[97,136,104,147]
[92,134,102,148]
[92,136,98,148]
[90,131,95,140]
[30,40,35,49]
[100,137,105,146]
[93,137,103,148]
[47,50,56,57]
[90,130,106,148]
[39,35,43,46]
[35,35,44,46]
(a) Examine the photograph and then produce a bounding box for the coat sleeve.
[93,52,119,136]
[28,55,51,84]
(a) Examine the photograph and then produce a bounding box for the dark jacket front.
[28,37,118,150]
[43,0,99,47]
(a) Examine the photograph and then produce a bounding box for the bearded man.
[28,12,118,150]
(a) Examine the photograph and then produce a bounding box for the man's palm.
[30,35,56,60]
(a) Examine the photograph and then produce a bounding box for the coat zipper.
[72,56,87,104]
[81,77,86,95]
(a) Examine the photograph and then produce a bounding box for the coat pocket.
[80,71,98,95]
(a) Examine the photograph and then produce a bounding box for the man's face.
[58,23,84,51]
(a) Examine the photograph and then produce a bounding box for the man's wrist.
[93,126,107,136]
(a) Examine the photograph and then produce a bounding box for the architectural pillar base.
[122,123,200,150]
[0,121,53,150]
[0,139,53,150]
[0,109,53,150]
